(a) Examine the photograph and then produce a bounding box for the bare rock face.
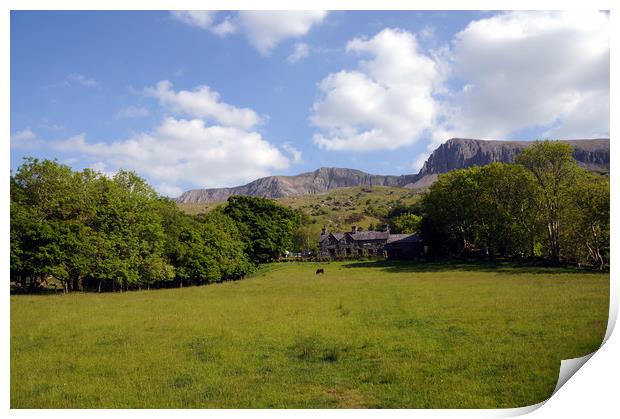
[418,138,609,176]
[176,167,418,203]
[176,138,610,203]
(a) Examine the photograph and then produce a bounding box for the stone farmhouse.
[318,225,423,259]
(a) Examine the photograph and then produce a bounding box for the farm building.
[318,225,423,259]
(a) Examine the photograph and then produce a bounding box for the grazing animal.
[316,268,325,275]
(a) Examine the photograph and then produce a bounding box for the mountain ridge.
[176,138,610,203]
[176,167,418,203]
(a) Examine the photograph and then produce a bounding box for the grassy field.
[11,261,608,408]
[178,186,422,238]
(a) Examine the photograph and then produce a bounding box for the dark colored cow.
[315,268,325,275]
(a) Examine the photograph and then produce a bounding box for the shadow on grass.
[341,259,604,276]
[10,287,64,296]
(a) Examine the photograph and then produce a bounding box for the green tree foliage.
[386,202,423,234]
[11,159,93,292]
[562,170,610,268]
[81,170,174,291]
[421,142,609,268]
[389,214,422,234]
[291,211,318,254]
[200,209,253,281]
[421,167,485,255]
[387,202,423,219]
[10,158,255,293]
[474,163,542,258]
[10,199,65,292]
[224,196,301,262]
[516,141,578,263]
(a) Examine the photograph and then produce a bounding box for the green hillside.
[178,186,423,239]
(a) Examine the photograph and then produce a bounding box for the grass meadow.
[10,261,609,408]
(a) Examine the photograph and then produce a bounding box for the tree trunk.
[547,219,560,264]
[589,224,604,270]
[29,276,37,293]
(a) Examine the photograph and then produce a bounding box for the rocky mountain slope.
[176,138,610,203]
[408,138,610,188]
[177,168,418,203]
[418,138,609,175]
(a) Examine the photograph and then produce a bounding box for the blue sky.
[10,10,610,196]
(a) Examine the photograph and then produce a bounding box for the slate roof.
[349,231,389,241]
[386,232,422,244]
[319,232,346,243]
[319,230,421,244]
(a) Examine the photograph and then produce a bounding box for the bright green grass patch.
[11,261,608,408]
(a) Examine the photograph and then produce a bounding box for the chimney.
[351,226,358,233]
[321,224,327,235]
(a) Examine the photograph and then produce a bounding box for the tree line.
[420,141,609,268]
[10,158,301,293]
[10,140,610,293]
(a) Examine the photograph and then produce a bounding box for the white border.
[2,1,617,418]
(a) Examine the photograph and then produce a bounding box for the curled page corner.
[486,287,616,417]
[543,286,618,405]
[499,321,614,416]
[492,353,597,418]
[552,352,596,396]
[496,400,546,417]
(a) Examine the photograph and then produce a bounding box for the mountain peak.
[418,138,609,177]
[176,138,609,203]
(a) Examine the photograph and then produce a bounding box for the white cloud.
[89,161,116,178]
[145,80,263,130]
[237,11,327,55]
[11,128,36,142]
[90,161,107,173]
[65,73,98,87]
[287,42,310,63]
[50,79,292,196]
[116,106,150,119]
[282,143,303,164]
[311,28,442,151]
[170,11,215,30]
[286,42,310,64]
[211,17,237,37]
[11,128,38,148]
[171,11,327,54]
[308,12,609,171]
[53,118,290,196]
[157,183,184,197]
[442,10,609,140]
[40,123,65,131]
[410,126,455,172]
[420,26,435,40]
[171,11,237,37]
